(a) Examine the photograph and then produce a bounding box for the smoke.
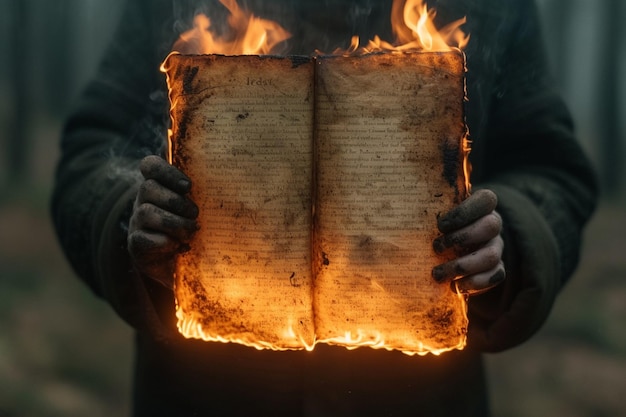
[102,85,169,188]
[171,0,241,43]
[346,0,376,35]
[100,87,171,234]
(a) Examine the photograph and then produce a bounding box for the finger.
[137,179,199,219]
[433,211,502,254]
[432,236,503,283]
[140,155,192,195]
[437,189,497,234]
[133,203,198,242]
[454,261,506,296]
[127,229,180,258]
[127,231,177,290]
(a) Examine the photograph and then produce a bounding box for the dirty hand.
[127,155,199,289]
[432,189,505,296]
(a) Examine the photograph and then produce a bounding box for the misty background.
[0,0,624,416]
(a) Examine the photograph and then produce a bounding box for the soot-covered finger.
[127,229,179,257]
[437,189,498,234]
[454,261,506,296]
[432,237,503,283]
[433,212,502,254]
[137,179,199,219]
[133,203,198,242]
[140,155,192,194]
[127,231,176,290]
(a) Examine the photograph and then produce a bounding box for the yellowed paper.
[313,52,467,353]
[164,51,468,355]
[166,55,316,350]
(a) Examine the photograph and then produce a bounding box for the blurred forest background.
[0,0,625,416]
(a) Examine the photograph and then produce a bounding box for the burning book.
[161,0,470,356]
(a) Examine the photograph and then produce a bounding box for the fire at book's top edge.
[165,49,464,60]
[166,52,311,60]
[163,53,314,69]
[315,49,465,76]
[314,48,464,59]
[163,49,466,75]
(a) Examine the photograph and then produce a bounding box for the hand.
[127,155,199,289]
[431,189,505,296]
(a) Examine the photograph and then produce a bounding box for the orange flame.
[162,0,471,356]
[329,0,469,56]
[172,0,468,56]
[172,0,291,55]
[175,303,467,357]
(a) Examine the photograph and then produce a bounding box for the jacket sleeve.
[51,0,175,335]
[467,0,598,351]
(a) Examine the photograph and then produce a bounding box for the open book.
[163,51,469,355]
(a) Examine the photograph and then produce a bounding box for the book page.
[313,52,468,354]
[165,54,316,350]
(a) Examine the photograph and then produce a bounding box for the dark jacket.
[51,0,597,416]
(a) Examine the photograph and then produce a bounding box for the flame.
[162,0,471,356]
[172,0,291,55]
[463,133,473,197]
[175,307,317,352]
[330,0,469,56]
[176,304,467,357]
[171,0,468,57]
[159,55,178,164]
